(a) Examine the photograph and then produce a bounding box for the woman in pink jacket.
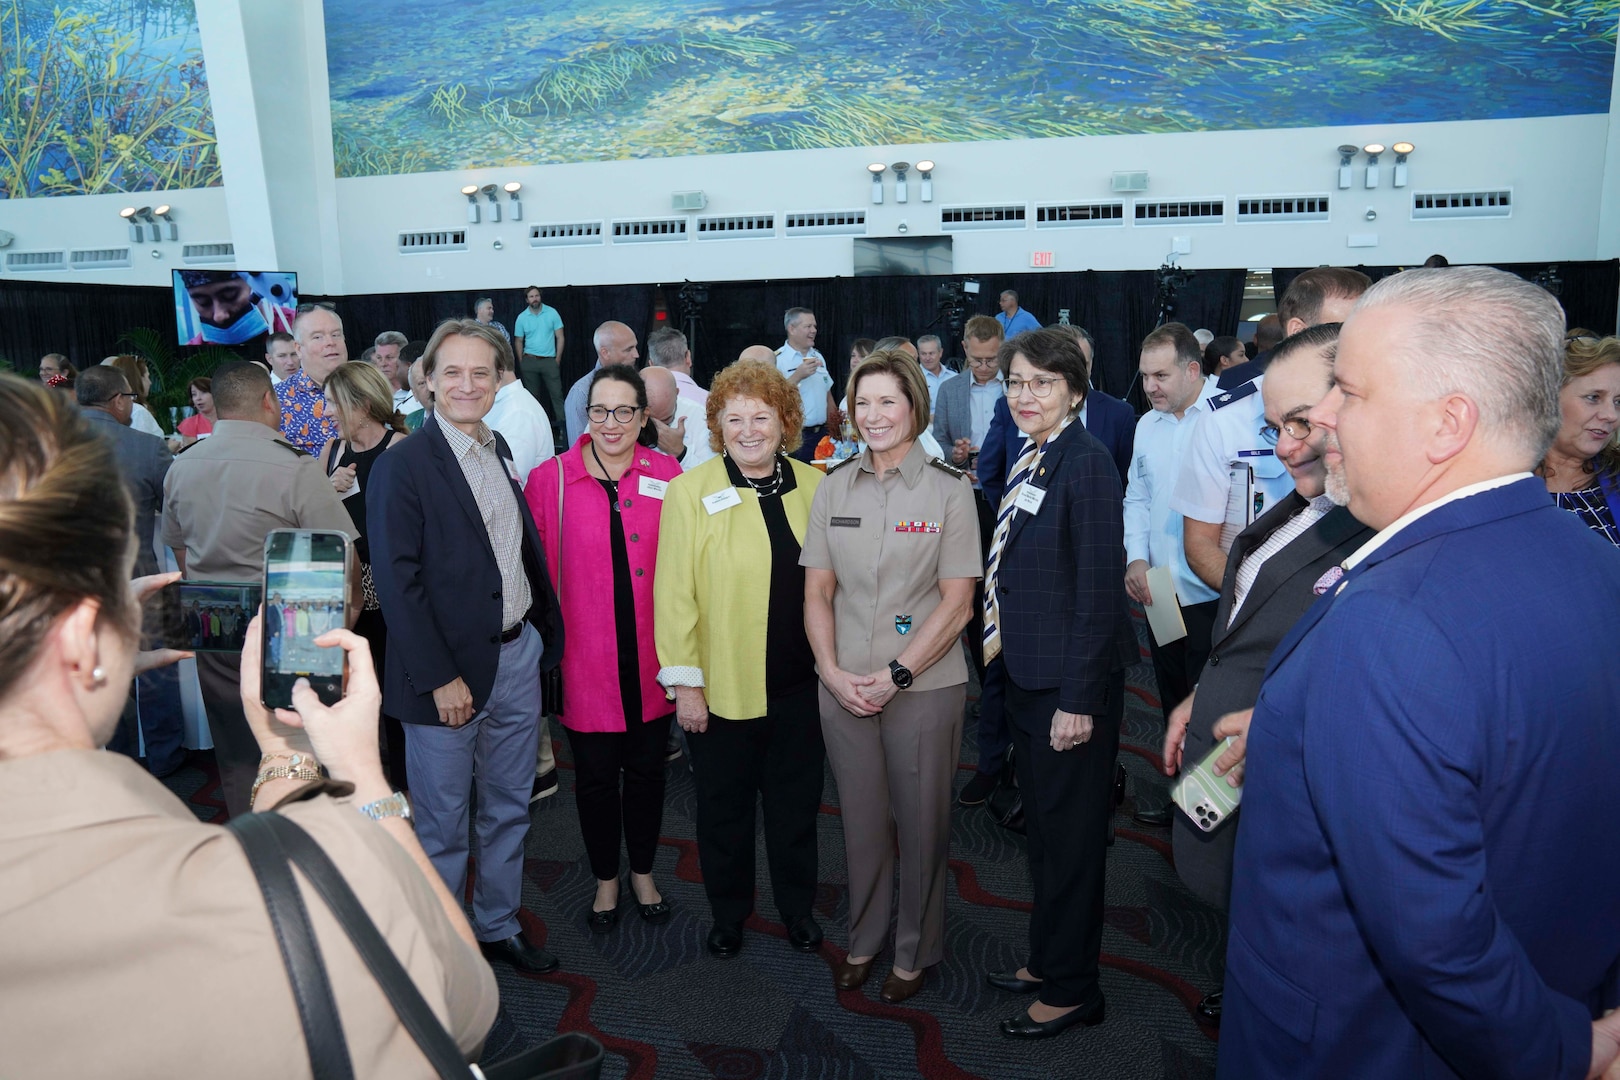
[526,365,683,933]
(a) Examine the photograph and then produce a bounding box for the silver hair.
[593,320,633,354]
[648,328,688,368]
[784,307,813,332]
[374,330,408,348]
[1354,266,1564,459]
[916,334,942,351]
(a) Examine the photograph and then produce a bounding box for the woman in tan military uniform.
[801,349,981,1003]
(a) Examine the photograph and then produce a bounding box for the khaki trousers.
[819,681,964,971]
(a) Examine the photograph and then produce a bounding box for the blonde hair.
[422,318,513,378]
[846,349,932,442]
[1561,330,1620,478]
[324,362,406,436]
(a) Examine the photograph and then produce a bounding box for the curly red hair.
[705,360,806,455]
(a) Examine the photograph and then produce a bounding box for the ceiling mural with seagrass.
[325,0,1617,177]
[1,0,218,198]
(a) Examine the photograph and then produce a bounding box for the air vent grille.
[1134,199,1224,225]
[69,247,132,269]
[398,230,468,253]
[1235,195,1331,223]
[611,217,688,243]
[695,213,775,239]
[529,221,604,248]
[784,209,867,236]
[1034,201,1125,228]
[5,250,66,271]
[1411,189,1512,220]
[940,204,1027,231]
[182,242,235,263]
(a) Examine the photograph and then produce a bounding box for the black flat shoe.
[958,770,998,807]
[787,916,823,953]
[636,897,672,925]
[1132,804,1174,828]
[1000,995,1106,1039]
[1196,988,1222,1026]
[986,970,1043,994]
[586,904,620,933]
[707,924,743,958]
[479,934,560,974]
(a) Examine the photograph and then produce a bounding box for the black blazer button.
[492,591,501,600]
[1208,655,1221,667]
[489,634,499,644]
[629,533,639,542]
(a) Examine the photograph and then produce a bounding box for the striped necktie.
[982,414,1074,663]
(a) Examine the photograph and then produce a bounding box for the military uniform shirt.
[161,419,357,581]
[801,439,981,692]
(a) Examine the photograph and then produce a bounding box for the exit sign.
[1030,251,1054,268]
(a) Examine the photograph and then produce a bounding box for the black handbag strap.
[240,812,475,1079]
[229,812,356,1080]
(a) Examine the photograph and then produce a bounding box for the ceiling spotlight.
[480,183,501,222]
[134,206,156,223]
[892,161,910,204]
[915,159,935,202]
[1391,142,1415,188]
[503,181,523,221]
[1362,144,1385,189]
[1337,144,1358,190]
[119,205,143,242]
[867,162,886,205]
[151,204,177,241]
[462,184,480,224]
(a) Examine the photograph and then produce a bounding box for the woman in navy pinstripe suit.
[980,328,1136,1040]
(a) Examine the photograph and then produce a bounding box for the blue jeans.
[405,624,543,941]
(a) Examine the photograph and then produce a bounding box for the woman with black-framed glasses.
[525,365,684,932]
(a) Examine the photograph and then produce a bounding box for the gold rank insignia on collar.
[928,458,966,479]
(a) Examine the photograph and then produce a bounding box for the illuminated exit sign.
[1030,251,1054,268]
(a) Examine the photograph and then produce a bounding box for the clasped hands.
[825,667,900,717]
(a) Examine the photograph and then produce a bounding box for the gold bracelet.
[249,752,324,810]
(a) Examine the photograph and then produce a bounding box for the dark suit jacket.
[82,407,172,576]
[1222,479,1620,1079]
[992,420,1135,719]
[367,417,563,726]
[981,390,1134,507]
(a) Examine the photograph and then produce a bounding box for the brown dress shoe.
[833,956,874,991]
[880,969,926,1003]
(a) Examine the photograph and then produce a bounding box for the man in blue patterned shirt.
[276,302,347,454]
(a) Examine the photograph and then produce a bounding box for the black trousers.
[1005,669,1125,1008]
[354,607,408,792]
[195,650,258,819]
[789,424,827,463]
[1145,598,1217,721]
[566,713,673,881]
[686,682,825,930]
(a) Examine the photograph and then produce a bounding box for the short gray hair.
[784,307,813,332]
[647,327,688,368]
[1355,266,1564,459]
[374,330,408,348]
[916,334,942,351]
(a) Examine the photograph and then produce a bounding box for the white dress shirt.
[1123,389,1224,607]
[923,365,957,412]
[668,394,715,468]
[968,372,1002,449]
[483,378,554,488]
[129,402,164,439]
[1169,375,1296,538]
[775,344,833,427]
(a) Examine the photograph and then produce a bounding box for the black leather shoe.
[707,924,743,958]
[986,970,1043,994]
[1196,988,1222,1026]
[586,904,620,933]
[958,770,998,807]
[1114,764,1127,807]
[1000,995,1106,1039]
[1132,804,1174,828]
[636,897,672,925]
[787,916,823,953]
[479,934,559,974]
[530,769,558,804]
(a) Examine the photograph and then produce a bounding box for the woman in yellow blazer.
[655,361,825,960]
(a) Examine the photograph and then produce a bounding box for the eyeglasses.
[967,356,1000,369]
[1004,375,1061,399]
[587,404,642,424]
[103,391,137,403]
[1260,417,1312,445]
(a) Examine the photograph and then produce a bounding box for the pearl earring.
[91,667,107,687]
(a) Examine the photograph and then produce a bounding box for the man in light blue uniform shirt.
[512,285,565,446]
[1124,323,1224,737]
[775,306,838,462]
[995,290,1041,339]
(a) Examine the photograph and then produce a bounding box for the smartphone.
[1170,736,1243,834]
[261,529,353,710]
[153,580,262,652]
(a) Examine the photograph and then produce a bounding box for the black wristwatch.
[889,659,914,690]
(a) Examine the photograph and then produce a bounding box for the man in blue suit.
[1219,267,1620,1079]
[369,318,566,976]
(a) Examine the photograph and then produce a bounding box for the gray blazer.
[1173,492,1372,909]
[83,407,173,575]
[929,370,986,452]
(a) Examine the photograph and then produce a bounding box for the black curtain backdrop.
[1272,259,1619,335]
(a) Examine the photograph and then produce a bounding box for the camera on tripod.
[935,277,979,338]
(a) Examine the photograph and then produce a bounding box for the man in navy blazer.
[1219,267,1620,1079]
[368,319,565,975]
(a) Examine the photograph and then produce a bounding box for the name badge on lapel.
[1013,484,1047,515]
[638,476,668,500]
[702,487,742,515]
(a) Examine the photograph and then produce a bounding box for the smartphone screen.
[153,581,262,652]
[262,529,351,710]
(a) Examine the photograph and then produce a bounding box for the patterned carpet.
[163,614,1224,1080]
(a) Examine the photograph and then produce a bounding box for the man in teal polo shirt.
[512,285,565,448]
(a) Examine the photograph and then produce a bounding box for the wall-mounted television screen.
[173,270,299,346]
[853,236,953,277]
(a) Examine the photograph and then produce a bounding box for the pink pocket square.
[1313,566,1345,596]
